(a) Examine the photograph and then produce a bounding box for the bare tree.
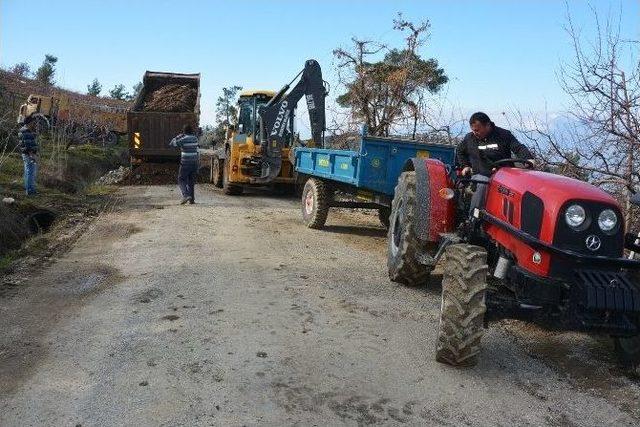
[10,62,31,78]
[333,13,448,137]
[514,5,639,228]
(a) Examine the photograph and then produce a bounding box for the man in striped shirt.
[169,124,199,204]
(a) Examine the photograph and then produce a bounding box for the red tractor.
[387,157,640,368]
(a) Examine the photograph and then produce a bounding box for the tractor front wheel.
[435,244,488,367]
[387,171,434,286]
[614,335,640,370]
[301,178,330,229]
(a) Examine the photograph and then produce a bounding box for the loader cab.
[17,94,60,124]
[18,95,41,123]
[234,90,294,147]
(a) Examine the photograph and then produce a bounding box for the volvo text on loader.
[210,59,327,195]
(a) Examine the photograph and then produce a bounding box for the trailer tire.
[435,244,487,367]
[378,207,391,230]
[212,156,223,188]
[222,151,242,195]
[387,171,434,286]
[301,178,330,229]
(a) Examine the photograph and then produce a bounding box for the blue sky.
[1,0,638,130]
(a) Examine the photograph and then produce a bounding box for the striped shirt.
[18,125,38,155]
[169,134,199,166]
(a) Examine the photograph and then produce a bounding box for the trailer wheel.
[212,156,223,188]
[387,171,434,286]
[301,178,330,229]
[436,244,488,367]
[378,207,391,230]
[222,151,242,195]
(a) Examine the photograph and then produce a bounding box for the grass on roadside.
[0,136,129,270]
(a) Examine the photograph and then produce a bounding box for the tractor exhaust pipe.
[493,256,511,279]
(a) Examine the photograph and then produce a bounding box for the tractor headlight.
[598,209,617,232]
[565,204,586,228]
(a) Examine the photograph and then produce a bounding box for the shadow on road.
[322,225,387,238]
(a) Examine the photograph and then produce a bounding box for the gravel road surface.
[1,184,639,426]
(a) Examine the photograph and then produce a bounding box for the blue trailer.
[294,128,457,229]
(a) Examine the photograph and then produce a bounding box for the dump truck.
[128,71,200,162]
[207,60,326,195]
[17,93,128,145]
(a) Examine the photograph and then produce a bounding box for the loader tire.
[378,207,391,230]
[212,156,223,188]
[387,171,434,286]
[436,244,488,367]
[301,178,330,229]
[222,152,242,195]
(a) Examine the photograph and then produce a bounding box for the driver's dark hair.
[183,124,194,135]
[469,112,492,125]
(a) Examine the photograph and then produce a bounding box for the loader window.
[238,100,253,135]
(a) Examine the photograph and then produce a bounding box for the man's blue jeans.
[21,154,37,195]
[178,162,197,201]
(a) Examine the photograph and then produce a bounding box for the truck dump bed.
[295,133,456,196]
[128,71,200,160]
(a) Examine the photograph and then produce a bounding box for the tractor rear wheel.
[435,244,488,367]
[378,207,391,230]
[222,151,242,195]
[301,178,330,229]
[614,335,640,370]
[387,171,434,286]
[212,156,223,188]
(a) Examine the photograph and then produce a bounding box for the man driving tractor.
[457,112,535,177]
[457,112,535,212]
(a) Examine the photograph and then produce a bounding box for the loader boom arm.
[254,59,327,183]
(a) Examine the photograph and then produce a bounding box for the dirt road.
[1,185,639,426]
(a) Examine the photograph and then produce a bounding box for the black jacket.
[456,125,533,176]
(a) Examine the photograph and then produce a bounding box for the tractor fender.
[402,158,455,242]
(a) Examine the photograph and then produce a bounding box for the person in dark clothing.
[18,118,39,196]
[457,112,535,214]
[169,124,199,204]
[457,112,534,177]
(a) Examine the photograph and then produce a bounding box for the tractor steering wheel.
[491,158,534,170]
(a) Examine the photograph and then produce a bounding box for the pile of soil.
[142,85,197,113]
[96,166,131,185]
[123,163,179,185]
[123,163,210,186]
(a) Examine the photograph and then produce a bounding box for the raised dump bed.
[294,129,456,229]
[128,71,200,161]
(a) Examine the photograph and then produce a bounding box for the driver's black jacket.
[456,125,533,176]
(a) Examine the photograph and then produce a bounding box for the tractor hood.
[492,168,620,217]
